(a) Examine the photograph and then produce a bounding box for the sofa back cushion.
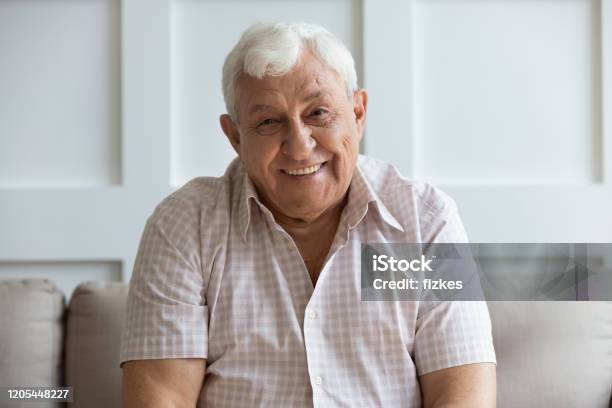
[0,279,64,408]
[65,281,128,408]
[488,301,612,407]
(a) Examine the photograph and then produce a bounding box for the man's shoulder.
[170,176,225,205]
[357,155,457,216]
[150,159,241,224]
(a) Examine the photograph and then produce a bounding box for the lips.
[282,162,326,176]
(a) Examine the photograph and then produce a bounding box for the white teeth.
[284,163,322,176]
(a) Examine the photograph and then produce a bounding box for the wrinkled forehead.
[235,51,346,117]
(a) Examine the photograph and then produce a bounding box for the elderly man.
[120,22,496,407]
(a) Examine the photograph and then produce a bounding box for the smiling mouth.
[282,162,327,176]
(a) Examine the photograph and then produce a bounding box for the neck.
[281,196,346,236]
[273,195,348,255]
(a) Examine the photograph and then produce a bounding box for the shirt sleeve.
[413,184,497,375]
[119,197,208,366]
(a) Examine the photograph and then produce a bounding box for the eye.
[258,118,276,126]
[311,108,328,117]
[254,118,282,135]
[306,108,334,127]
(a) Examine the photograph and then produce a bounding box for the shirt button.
[307,309,317,320]
[314,376,323,385]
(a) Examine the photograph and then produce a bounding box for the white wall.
[1,0,611,297]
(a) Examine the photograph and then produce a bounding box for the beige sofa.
[0,278,611,407]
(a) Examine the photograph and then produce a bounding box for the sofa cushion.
[65,281,128,408]
[488,301,612,407]
[0,279,65,407]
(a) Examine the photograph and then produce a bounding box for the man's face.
[220,49,367,222]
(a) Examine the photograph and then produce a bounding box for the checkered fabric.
[120,154,496,407]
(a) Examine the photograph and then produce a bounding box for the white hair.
[222,22,358,120]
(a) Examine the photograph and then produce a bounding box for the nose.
[281,118,316,161]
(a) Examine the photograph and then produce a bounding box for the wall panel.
[413,0,601,185]
[0,0,122,187]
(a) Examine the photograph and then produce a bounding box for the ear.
[353,89,368,141]
[220,114,241,154]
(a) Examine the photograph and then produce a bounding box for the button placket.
[304,302,323,396]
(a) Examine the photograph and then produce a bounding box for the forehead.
[236,50,345,111]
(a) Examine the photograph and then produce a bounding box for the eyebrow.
[248,104,276,115]
[304,90,323,102]
[247,90,326,116]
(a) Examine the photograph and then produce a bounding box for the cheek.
[329,132,360,166]
[240,137,281,178]
[318,139,357,187]
[341,134,360,156]
[318,123,357,153]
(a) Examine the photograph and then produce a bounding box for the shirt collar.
[343,162,404,233]
[238,158,404,242]
[238,164,264,242]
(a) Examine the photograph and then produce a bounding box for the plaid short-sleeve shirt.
[120,154,496,407]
